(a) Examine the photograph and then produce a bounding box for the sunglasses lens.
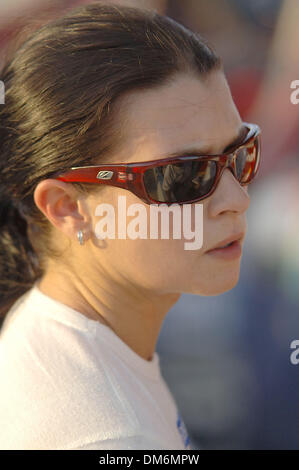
[143,160,217,203]
[143,136,260,203]
[235,137,260,183]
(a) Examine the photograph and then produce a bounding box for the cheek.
[113,237,196,287]
[123,204,204,283]
[91,192,209,291]
[95,232,203,294]
[92,225,241,296]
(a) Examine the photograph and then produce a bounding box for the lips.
[206,233,244,252]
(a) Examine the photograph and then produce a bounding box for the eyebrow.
[163,124,248,158]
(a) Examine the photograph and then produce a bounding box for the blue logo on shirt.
[176,411,191,449]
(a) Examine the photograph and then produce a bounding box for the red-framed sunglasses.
[53,122,261,205]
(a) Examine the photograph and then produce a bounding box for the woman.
[0,2,261,450]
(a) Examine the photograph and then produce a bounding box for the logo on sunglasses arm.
[96,170,114,180]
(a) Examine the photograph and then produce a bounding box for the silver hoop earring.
[77,230,84,245]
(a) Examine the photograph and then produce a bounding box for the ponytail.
[0,194,42,318]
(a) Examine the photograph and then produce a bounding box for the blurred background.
[0,0,298,450]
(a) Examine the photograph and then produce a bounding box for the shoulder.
[0,305,140,449]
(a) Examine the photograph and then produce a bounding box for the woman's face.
[78,70,250,296]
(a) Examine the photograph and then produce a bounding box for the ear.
[33,179,90,241]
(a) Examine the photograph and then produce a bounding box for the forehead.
[113,70,242,163]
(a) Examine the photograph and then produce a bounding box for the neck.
[37,264,181,362]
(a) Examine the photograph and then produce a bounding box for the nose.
[208,167,250,215]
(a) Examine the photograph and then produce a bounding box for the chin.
[186,273,240,296]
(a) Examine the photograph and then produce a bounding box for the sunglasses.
[53,122,261,205]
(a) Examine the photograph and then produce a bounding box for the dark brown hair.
[0,1,221,320]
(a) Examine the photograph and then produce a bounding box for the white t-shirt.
[0,282,192,450]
